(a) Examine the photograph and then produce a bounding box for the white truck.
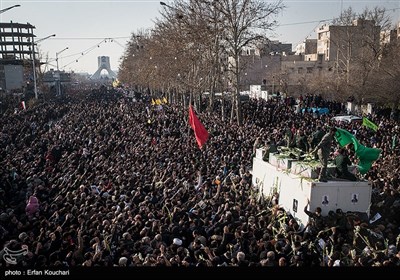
[252,148,372,227]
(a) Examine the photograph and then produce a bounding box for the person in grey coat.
[311,127,337,182]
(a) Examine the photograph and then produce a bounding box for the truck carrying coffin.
[252,148,372,228]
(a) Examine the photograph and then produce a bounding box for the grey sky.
[1,0,399,74]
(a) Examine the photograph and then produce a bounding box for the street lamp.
[56,47,69,71]
[0,4,21,14]
[159,2,170,8]
[160,1,184,19]
[32,34,56,99]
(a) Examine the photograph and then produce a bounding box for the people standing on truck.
[311,127,337,182]
[310,126,324,160]
[334,148,357,181]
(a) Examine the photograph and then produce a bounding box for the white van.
[331,115,362,124]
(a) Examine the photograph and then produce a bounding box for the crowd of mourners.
[0,88,399,268]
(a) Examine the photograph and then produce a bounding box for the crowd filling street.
[1,88,399,267]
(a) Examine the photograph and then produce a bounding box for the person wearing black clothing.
[304,199,325,234]
[262,140,278,161]
[334,148,357,181]
[295,129,309,153]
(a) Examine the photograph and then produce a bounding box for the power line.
[279,6,400,27]
[50,37,128,70]
[279,18,334,27]
[61,39,107,69]
[111,39,127,49]
[50,36,130,40]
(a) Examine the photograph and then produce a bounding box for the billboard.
[4,65,24,90]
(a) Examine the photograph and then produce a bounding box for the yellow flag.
[155,99,162,105]
[162,97,168,104]
[151,99,155,106]
[112,79,120,88]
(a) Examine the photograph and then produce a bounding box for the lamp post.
[32,34,56,99]
[159,1,171,8]
[160,1,184,19]
[56,47,68,71]
[0,4,20,14]
[55,47,68,97]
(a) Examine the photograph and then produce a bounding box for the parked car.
[331,115,362,123]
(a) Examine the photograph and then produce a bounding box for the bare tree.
[369,40,400,116]
[156,0,219,112]
[328,6,392,104]
[332,6,357,25]
[119,0,284,125]
[213,0,284,125]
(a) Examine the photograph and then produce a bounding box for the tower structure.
[90,56,117,79]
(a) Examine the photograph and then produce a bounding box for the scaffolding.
[0,21,36,91]
[0,21,35,63]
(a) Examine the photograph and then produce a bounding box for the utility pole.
[56,47,69,71]
[32,34,56,99]
[55,47,69,97]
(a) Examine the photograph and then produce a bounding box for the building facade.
[240,19,391,96]
[317,19,380,62]
[0,21,36,92]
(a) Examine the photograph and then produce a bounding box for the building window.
[307,68,313,73]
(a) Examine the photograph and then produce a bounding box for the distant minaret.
[90,56,117,79]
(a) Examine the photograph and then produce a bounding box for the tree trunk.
[230,95,235,123]
[235,92,242,125]
[221,96,225,122]
[209,88,215,112]
[197,92,202,113]
[235,54,243,126]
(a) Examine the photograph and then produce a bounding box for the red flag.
[188,105,209,149]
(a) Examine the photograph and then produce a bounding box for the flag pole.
[187,104,191,145]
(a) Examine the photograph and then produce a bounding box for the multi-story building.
[316,19,380,62]
[295,39,317,57]
[240,18,388,96]
[381,29,397,45]
[0,21,36,92]
[240,40,292,57]
[261,40,292,55]
[397,22,400,39]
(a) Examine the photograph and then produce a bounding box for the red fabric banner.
[188,105,209,149]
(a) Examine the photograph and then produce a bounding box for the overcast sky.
[1,0,399,74]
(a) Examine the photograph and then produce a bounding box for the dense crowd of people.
[0,89,399,268]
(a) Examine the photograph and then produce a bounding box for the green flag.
[352,139,382,174]
[334,128,355,147]
[335,128,381,174]
[362,117,378,132]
